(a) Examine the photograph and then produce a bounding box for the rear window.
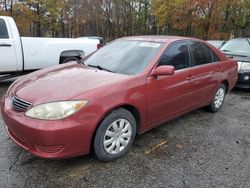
[190,41,220,66]
[0,19,9,39]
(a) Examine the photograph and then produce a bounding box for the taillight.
[97,43,101,49]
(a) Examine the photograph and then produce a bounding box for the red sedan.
[1,36,238,162]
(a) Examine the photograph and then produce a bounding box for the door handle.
[187,75,192,81]
[0,43,12,47]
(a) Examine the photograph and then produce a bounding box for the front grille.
[238,73,243,81]
[11,96,32,112]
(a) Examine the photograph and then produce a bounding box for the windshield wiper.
[87,64,114,73]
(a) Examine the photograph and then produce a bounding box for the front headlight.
[25,100,88,120]
[238,62,250,70]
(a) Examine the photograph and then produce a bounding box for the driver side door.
[146,41,195,128]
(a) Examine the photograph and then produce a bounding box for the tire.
[60,56,79,64]
[208,84,226,113]
[94,108,137,162]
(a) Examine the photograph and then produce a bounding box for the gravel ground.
[0,80,250,188]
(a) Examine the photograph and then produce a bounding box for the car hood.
[224,52,250,62]
[11,63,129,105]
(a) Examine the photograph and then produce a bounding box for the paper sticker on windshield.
[140,42,161,48]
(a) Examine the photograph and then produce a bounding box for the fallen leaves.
[144,140,168,154]
[176,144,184,149]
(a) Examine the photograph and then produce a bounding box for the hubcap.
[214,88,225,109]
[103,119,132,155]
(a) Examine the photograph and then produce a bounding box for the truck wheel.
[60,57,79,64]
[94,108,136,162]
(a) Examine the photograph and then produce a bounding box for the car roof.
[120,35,198,43]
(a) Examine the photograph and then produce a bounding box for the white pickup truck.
[0,16,99,78]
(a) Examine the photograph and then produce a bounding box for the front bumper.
[236,71,250,89]
[1,95,96,159]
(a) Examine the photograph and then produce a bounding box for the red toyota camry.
[1,36,238,162]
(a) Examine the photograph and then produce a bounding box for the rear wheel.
[60,56,79,64]
[208,84,226,112]
[94,108,136,162]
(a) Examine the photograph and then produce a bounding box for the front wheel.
[208,84,226,112]
[94,108,136,162]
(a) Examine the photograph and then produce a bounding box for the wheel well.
[90,105,141,154]
[120,105,141,132]
[59,50,85,63]
[222,80,229,93]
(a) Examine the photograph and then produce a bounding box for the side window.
[158,42,190,70]
[190,41,214,66]
[0,19,9,39]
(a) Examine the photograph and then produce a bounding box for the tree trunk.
[4,0,7,11]
[10,0,13,15]
[36,3,41,37]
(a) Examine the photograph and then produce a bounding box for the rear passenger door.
[188,41,222,107]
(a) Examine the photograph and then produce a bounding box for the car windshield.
[220,39,250,56]
[84,40,162,75]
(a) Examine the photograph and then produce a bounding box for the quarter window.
[190,41,219,66]
[158,42,190,70]
[0,19,9,39]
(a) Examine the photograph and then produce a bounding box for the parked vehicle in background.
[1,36,238,162]
[207,40,227,49]
[79,36,106,49]
[0,16,99,79]
[220,38,250,89]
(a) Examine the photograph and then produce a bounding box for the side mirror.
[151,65,175,76]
